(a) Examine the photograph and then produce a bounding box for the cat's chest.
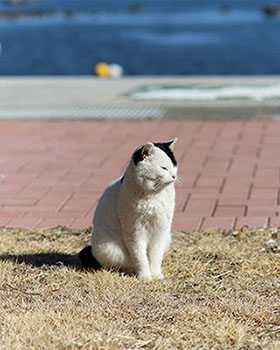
[135,190,174,220]
[136,198,162,216]
[119,184,175,223]
[135,195,174,234]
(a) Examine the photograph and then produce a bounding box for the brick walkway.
[1,120,280,231]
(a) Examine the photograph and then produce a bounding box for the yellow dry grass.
[0,226,279,350]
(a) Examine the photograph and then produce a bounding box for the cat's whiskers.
[176,175,183,185]
[154,178,162,191]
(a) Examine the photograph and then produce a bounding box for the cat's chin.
[163,180,176,186]
[154,180,175,191]
[138,177,175,193]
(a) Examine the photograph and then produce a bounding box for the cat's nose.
[172,175,176,180]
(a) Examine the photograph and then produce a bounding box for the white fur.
[91,139,177,280]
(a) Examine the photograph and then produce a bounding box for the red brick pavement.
[1,120,280,231]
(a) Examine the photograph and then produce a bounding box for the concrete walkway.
[1,76,280,119]
[0,119,280,231]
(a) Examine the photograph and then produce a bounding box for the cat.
[79,139,178,280]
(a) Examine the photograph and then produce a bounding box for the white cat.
[79,139,178,280]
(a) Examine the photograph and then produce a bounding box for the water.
[0,0,280,75]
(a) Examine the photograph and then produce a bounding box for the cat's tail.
[78,246,102,271]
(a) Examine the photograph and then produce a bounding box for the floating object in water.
[94,62,124,78]
[94,62,110,78]
[109,63,124,79]
[263,5,279,16]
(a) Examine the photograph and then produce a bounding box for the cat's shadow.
[0,252,81,269]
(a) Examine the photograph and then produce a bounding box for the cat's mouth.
[166,178,176,185]
[154,178,175,190]
[164,176,177,184]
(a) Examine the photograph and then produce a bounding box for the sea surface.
[0,0,280,75]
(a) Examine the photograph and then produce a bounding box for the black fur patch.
[78,246,102,271]
[154,142,177,167]
[133,142,177,166]
[133,146,144,165]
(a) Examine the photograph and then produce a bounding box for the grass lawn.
[0,226,279,349]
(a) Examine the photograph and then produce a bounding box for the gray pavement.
[0,76,280,119]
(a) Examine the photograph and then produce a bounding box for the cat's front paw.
[152,273,164,280]
[138,272,152,281]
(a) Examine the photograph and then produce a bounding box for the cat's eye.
[161,166,168,171]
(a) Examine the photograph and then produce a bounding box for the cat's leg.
[93,239,133,273]
[148,244,165,280]
[148,231,171,280]
[127,238,152,280]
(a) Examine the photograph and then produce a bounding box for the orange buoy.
[94,62,110,77]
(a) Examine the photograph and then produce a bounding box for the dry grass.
[0,226,279,350]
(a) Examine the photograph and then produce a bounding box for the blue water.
[0,0,280,75]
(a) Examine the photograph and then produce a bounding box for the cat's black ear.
[133,142,155,165]
[165,138,177,151]
[141,142,155,159]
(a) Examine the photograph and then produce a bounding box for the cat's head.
[132,139,178,192]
